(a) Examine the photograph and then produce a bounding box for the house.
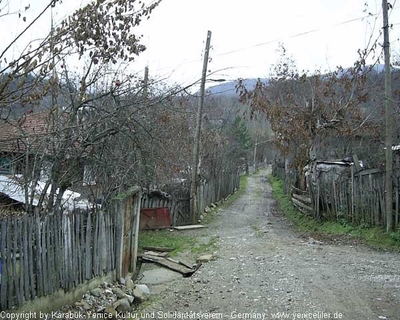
[0,111,54,176]
[0,111,92,211]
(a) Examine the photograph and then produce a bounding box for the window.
[0,157,12,175]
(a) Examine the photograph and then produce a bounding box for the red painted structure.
[140,207,171,229]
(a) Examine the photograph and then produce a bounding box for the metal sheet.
[140,207,171,230]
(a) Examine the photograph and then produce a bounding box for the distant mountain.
[331,63,388,78]
[206,78,268,97]
[206,64,390,98]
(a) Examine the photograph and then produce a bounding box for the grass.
[201,208,218,225]
[190,235,219,254]
[139,175,250,258]
[138,230,219,257]
[202,174,250,225]
[138,229,197,256]
[220,174,249,208]
[269,174,400,251]
[250,223,265,237]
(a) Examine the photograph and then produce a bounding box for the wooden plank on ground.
[141,251,169,258]
[139,254,198,277]
[174,225,205,230]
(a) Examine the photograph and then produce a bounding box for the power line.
[216,14,385,58]
[145,9,399,80]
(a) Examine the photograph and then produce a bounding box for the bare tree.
[0,0,162,213]
[238,44,380,188]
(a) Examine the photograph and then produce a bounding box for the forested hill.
[206,64,388,98]
[206,78,266,97]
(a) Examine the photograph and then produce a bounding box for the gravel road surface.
[141,168,400,320]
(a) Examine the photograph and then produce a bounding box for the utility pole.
[143,66,149,107]
[253,139,272,170]
[383,0,393,231]
[253,137,258,170]
[190,30,212,225]
[138,67,149,187]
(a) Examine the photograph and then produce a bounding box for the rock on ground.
[133,284,150,302]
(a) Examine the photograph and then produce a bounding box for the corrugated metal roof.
[0,175,91,211]
[0,175,39,206]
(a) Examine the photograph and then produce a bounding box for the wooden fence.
[141,188,190,226]
[308,167,396,228]
[315,168,391,227]
[198,172,240,215]
[276,162,400,229]
[291,185,313,215]
[0,189,141,311]
[140,172,240,226]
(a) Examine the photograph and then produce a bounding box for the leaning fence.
[275,163,400,229]
[0,189,141,311]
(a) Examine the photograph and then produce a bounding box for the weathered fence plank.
[27,215,35,300]
[12,219,19,306]
[0,188,149,311]
[85,211,92,280]
[292,197,313,214]
[22,214,29,302]
[292,193,312,205]
[1,219,8,309]
[276,162,396,229]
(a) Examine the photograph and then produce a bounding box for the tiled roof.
[0,111,54,153]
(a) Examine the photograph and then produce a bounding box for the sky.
[2,0,400,88]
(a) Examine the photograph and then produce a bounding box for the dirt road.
[141,169,400,320]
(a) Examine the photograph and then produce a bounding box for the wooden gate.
[173,196,191,225]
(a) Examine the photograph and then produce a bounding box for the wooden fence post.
[396,153,399,229]
[351,164,355,224]
[114,200,124,279]
[131,191,141,274]
[98,211,107,273]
